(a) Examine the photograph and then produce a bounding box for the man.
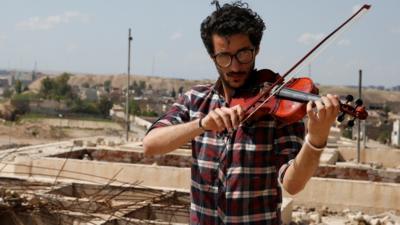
[143,1,340,224]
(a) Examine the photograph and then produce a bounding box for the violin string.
[240,7,370,125]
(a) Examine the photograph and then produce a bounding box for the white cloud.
[297,32,324,45]
[16,11,89,31]
[337,39,351,46]
[170,32,183,41]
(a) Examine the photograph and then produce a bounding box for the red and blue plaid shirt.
[149,70,304,224]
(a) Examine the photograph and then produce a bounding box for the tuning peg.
[355,99,363,107]
[347,118,355,127]
[337,112,346,122]
[345,95,354,103]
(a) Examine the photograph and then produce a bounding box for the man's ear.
[255,47,260,56]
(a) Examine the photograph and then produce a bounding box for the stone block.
[73,140,83,147]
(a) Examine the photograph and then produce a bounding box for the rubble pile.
[0,188,45,212]
[290,206,400,225]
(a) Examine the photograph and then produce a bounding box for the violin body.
[271,77,319,124]
[230,69,319,125]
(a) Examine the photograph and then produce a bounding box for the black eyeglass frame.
[212,48,256,68]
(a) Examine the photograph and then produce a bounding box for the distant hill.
[318,85,400,103]
[317,85,400,113]
[29,73,213,94]
[28,72,400,112]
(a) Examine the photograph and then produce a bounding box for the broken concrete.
[1,132,399,224]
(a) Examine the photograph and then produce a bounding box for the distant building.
[14,71,34,83]
[0,78,9,87]
[391,85,400,92]
[109,104,125,119]
[109,88,123,102]
[96,89,106,98]
[79,87,98,101]
[391,120,400,146]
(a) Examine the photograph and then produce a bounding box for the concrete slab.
[281,197,293,225]
[319,148,339,165]
[283,177,400,214]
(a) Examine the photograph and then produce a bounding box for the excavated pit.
[50,183,191,224]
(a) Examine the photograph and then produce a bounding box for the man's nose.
[229,56,241,72]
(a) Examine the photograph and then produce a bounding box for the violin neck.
[276,87,320,103]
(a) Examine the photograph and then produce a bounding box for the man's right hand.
[201,105,244,132]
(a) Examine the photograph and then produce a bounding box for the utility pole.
[32,61,37,81]
[125,28,133,142]
[357,69,362,163]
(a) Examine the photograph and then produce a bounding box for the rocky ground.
[290,206,400,225]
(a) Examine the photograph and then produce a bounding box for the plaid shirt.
[149,70,304,224]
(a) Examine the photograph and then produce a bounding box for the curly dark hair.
[200,1,266,55]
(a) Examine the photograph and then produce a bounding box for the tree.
[2,88,13,98]
[11,94,30,114]
[139,80,146,90]
[40,76,53,97]
[171,88,176,98]
[71,98,99,115]
[82,82,90,88]
[178,86,184,96]
[134,88,143,96]
[40,73,74,100]
[132,81,138,88]
[128,99,141,115]
[54,73,72,97]
[14,80,22,94]
[104,80,111,93]
[141,110,158,117]
[97,95,113,118]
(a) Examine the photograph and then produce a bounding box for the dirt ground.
[0,120,125,148]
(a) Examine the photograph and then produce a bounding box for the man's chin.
[227,80,245,89]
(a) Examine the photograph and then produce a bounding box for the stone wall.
[338,147,400,168]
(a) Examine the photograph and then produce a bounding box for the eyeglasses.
[213,48,255,68]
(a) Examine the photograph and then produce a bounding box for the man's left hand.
[306,94,341,148]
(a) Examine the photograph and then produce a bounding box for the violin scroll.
[337,94,368,127]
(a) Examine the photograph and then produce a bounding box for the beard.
[217,62,255,90]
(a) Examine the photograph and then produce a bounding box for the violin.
[230,4,371,127]
[230,69,368,127]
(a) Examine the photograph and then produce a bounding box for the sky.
[0,0,399,87]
